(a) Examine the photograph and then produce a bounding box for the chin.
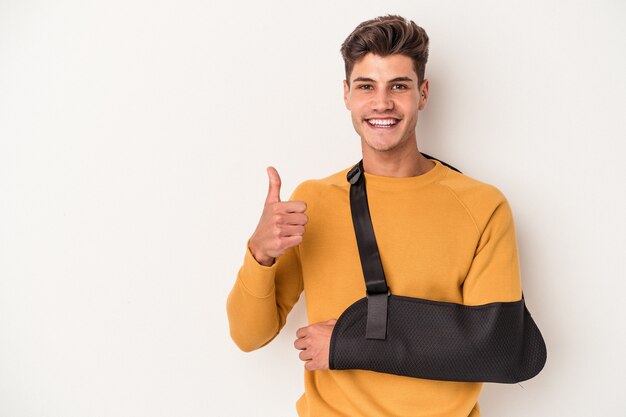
[364,137,403,153]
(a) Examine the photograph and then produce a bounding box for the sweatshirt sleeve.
[226,188,306,352]
[462,193,523,306]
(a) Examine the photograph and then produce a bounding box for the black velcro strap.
[366,292,388,339]
[347,160,389,339]
[420,152,462,173]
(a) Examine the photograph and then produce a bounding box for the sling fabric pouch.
[328,154,547,383]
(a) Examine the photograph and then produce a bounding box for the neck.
[361,138,435,178]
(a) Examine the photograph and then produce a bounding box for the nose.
[371,89,394,112]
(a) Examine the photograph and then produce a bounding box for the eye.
[357,84,373,90]
[391,84,408,90]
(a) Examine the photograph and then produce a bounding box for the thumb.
[265,166,282,203]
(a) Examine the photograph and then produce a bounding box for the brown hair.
[340,15,429,87]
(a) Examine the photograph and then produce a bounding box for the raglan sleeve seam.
[459,185,522,305]
[438,182,482,239]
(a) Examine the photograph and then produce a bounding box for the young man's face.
[343,53,429,154]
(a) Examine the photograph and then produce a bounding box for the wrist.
[248,240,275,266]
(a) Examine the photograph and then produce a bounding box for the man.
[227,15,522,417]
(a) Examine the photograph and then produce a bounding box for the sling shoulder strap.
[346,153,462,339]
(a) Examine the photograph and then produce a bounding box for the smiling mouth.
[366,118,400,128]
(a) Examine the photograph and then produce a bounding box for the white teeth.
[367,119,398,126]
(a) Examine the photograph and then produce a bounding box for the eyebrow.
[352,76,414,83]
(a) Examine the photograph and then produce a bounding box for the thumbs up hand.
[248,167,308,266]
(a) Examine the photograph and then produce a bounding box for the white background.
[1,1,625,416]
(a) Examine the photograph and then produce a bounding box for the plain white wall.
[1,0,625,416]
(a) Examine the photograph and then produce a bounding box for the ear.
[418,79,430,111]
[343,80,351,110]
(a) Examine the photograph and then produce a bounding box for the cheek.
[354,101,370,116]
[401,103,420,120]
[348,103,363,119]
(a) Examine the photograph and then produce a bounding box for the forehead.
[351,53,416,81]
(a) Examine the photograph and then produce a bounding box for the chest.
[300,187,479,320]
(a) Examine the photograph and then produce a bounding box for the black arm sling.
[328,154,547,383]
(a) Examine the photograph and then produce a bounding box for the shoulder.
[436,166,513,233]
[438,167,507,206]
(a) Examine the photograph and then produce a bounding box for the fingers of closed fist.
[280,235,303,248]
[294,336,307,350]
[269,200,307,214]
[295,326,308,339]
[282,212,308,226]
[299,350,312,361]
[272,212,307,227]
[263,236,300,259]
[279,225,305,237]
[255,166,308,261]
[285,200,307,213]
[293,320,336,371]
[270,214,306,240]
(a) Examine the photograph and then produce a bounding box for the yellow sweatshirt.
[227,157,523,417]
